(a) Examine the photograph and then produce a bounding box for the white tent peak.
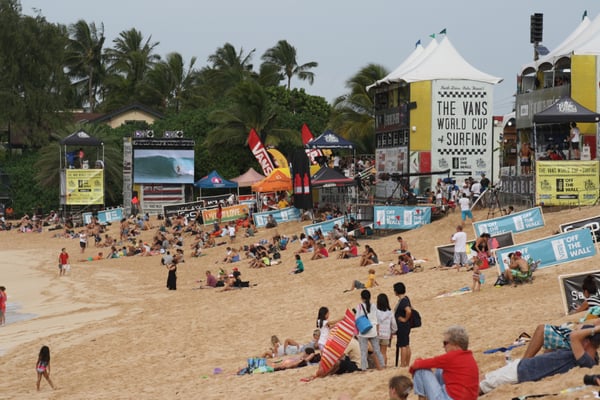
[369,36,502,90]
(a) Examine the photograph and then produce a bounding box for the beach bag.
[410,309,422,328]
[356,305,373,334]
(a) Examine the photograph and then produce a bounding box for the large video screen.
[133,149,195,184]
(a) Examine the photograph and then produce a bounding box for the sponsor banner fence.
[496,229,596,274]
[197,194,234,208]
[253,207,301,228]
[163,201,205,220]
[536,161,599,206]
[559,215,600,243]
[304,216,346,238]
[473,206,544,236]
[373,206,432,230]
[82,208,124,225]
[558,270,600,315]
[201,204,249,226]
[66,169,104,205]
[435,232,514,267]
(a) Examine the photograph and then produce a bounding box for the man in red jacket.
[409,325,479,399]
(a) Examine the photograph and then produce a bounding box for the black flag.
[291,149,313,210]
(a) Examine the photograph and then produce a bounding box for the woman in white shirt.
[356,290,384,370]
[377,293,397,367]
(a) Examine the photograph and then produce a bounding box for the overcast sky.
[18,0,600,117]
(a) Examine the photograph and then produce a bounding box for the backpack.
[410,309,422,328]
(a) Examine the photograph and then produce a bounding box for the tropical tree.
[103,28,160,110]
[205,80,280,148]
[198,43,256,100]
[65,19,106,111]
[329,63,388,153]
[146,52,200,113]
[0,0,72,145]
[261,40,318,90]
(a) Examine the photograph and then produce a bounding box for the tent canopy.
[60,130,103,146]
[251,169,291,192]
[230,167,265,187]
[194,170,238,189]
[311,167,356,188]
[533,96,600,123]
[305,130,355,150]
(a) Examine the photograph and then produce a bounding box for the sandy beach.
[1,205,600,399]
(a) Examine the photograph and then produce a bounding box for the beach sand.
[1,206,600,399]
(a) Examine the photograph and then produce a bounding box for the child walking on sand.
[472,258,482,292]
[36,345,55,391]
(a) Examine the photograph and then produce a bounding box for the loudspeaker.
[530,13,543,44]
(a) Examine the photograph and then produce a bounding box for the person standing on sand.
[451,225,468,272]
[458,193,474,226]
[394,282,413,368]
[0,286,6,326]
[58,248,69,277]
[79,230,87,253]
[36,345,55,391]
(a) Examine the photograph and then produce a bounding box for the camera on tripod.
[583,374,600,385]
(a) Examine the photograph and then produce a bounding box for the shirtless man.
[519,142,533,175]
[503,251,529,286]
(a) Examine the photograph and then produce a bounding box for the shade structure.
[311,167,356,188]
[193,170,238,189]
[251,169,292,193]
[60,130,103,146]
[230,167,265,187]
[305,130,355,150]
[533,96,600,123]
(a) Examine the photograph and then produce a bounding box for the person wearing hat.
[503,251,529,286]
[480,324,600,394]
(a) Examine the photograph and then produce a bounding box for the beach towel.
[318,309,355,376]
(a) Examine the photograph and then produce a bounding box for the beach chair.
[514,259,541,284]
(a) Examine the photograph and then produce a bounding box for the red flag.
[294,174,302,194]
[302,123,324,165]
[248,129,275,175]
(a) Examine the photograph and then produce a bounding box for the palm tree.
[103,28,160,109]
[329,63,388,154]
[261,40,318,90]
[199,43,256,98]
[65,19,106,111]
[146,52,199,113]
[205,80,292,148]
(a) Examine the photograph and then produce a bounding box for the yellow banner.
[536,161,599,206]
[66,169,104,205]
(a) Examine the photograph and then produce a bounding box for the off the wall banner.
[536,161,599,206]
[559,215,600,242]
[253,207,301,228]
[83,208,123,225]
[559,271,600,315]
[374,206,431,230]
[248,128,275,175]
[304,216,345,238]
[473,207,544,236]
[202,204,249,226]
[496,229,596,273]
[66,169,104,205]
[436,232,514,267]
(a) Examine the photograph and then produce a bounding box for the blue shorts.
[461,210,473,220]
[543,324,571,350]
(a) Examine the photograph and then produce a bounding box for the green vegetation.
[0,1,378,216]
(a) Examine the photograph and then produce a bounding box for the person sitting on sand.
[311,242,329,260]
[295,233,313,254]
[503,251,529,286]
[196,270,218,289]
[291,254,304,274]
[345,269,378,292]
[249,254,271,268]
[569,275,600,314]
[79,252,103,262]
[359,245,379,266]
[223,247,240,263]
[270,348,320,371]
[338,238,358,259]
